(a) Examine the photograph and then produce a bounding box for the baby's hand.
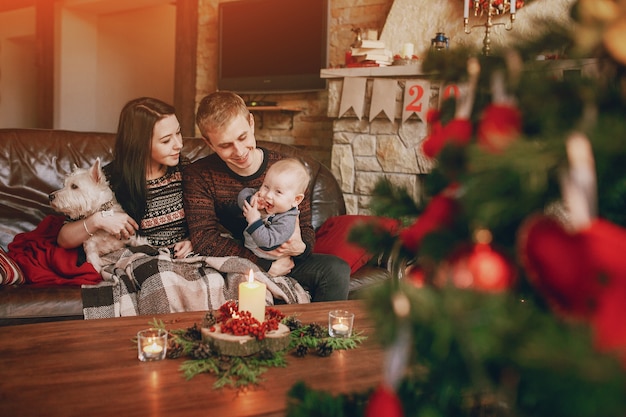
[251,192,267,210]
[243,200,261,224]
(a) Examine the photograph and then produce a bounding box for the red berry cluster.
[211,301,286,340]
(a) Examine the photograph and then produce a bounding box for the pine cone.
[316,341,333,357]
[203,311,217,327]
[185,323,203,341]
[283,316,303,331]
[166,340,184,359]
[258,348,275,361]
[217,355,232,371]
[307,323,326,339]
[294,344,309,357]
[190,342,213,359]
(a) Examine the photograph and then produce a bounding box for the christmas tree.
[287,1,626,416]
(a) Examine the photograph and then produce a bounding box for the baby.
[237,157,310,260]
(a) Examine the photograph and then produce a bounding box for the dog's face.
[49,158,114,220]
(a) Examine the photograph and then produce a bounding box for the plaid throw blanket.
[81,246,310,319]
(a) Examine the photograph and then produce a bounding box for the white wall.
[0,8,37,128]
[56,8,99,130]
[0,2,175,132]
[95,4,175,131]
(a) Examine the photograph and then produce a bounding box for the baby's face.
[257,170,301,215]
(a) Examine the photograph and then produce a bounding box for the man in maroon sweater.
[183,91,350,301]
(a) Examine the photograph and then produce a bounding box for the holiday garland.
[146,306,366,389]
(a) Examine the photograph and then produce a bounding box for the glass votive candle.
[137,328,168,362]
[328,310,354,338]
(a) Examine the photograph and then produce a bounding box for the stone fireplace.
[321,64,438,215]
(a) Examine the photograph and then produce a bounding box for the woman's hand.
[94,212,139,240]
[267,256,295,277]
[57,211,139,248]
[173,240,193,259]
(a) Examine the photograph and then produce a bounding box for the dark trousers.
[292,253,350,302]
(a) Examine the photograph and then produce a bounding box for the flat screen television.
[218,0,329,95]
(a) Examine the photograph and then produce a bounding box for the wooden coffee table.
[0,300,383,417]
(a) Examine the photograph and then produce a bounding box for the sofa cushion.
[0,248,24,285]
[314,215,400,274]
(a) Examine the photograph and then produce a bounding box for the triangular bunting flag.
[403,80,430,123]
[370,79,397,122]
[339,77,367,119]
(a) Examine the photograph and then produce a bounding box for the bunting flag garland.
[339,77,367,120]
[336,77,446,125]
[369,79,397,122]
[402,80,431,123]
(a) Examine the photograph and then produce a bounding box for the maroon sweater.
[182,148,314,271]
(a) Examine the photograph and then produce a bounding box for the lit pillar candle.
[238,270,266,322]
[464,0,470,19]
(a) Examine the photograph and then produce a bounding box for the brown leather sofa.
[0,128,389,326]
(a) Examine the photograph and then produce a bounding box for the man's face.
[204,113,257,176]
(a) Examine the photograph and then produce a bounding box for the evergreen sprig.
[149,314,366,389]
[324,332,367,350]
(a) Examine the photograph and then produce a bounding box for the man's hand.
[262,217,305,258]
[267,256,295,277]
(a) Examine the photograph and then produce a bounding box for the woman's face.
[149,114,182,174]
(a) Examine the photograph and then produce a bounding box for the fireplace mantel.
[320,62,426,79]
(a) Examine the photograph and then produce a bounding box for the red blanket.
[8,215,102,287]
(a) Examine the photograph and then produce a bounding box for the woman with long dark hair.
[57,97,193,259]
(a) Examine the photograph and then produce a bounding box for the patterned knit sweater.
[182,148,314,271]
[104,162,189,250]
[141,165,189,248]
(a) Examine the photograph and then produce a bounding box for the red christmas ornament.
[518,215,601,319]
[422,118,473,158]
[399,184,460,253]
[477,103,522,153]
[592,280,626,362]
[365,384,404,417]
[446,240,516,292]
[468,242,516,291]
[405,264,426,288]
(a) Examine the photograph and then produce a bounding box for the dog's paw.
[84,243,105,273]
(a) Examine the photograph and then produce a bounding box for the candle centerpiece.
[238,269,267,322]
[201,300,291,356]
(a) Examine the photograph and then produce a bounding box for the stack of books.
[348,39,393,67]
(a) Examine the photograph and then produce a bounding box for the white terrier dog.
[49,158,148,272]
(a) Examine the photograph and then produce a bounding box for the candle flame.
[248,269,254,284]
